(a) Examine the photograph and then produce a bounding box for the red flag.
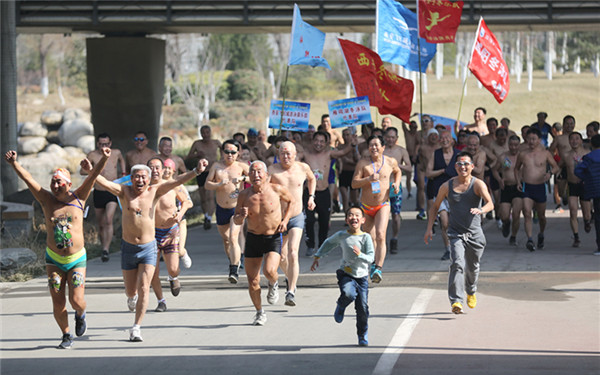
[468,18,510,103]
[418,0,463,43]
[338,38,414,123]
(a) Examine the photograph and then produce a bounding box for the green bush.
[227,70,263,101]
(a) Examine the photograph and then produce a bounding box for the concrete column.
[86,37,165,154]
[1,0,19,200]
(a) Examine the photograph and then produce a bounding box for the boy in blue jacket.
[311,205,375,346]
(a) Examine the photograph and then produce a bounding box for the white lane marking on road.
[372,288,435,375]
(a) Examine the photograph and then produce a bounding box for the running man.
[564,132,592,247]
[268,141,316,306]
[233,161,294,325]
[87,156,208,341]
[126,131,157,173]
[352,134,401,283]
[5,147,109,349]
[424,151,494,314]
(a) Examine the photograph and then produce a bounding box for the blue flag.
[376,0,436,73]
[288,4,330,69]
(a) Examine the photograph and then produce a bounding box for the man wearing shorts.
[565,132,592,247]
[338,128,361,214]
[88,155,208,341]
[233,161,294,325]
[5,147,109,349]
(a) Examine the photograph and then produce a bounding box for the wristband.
[193,167,201,176]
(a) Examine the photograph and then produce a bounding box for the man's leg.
[228,220,243,266]
[150,256,165,304]
[536,201,547,234]
[372,205,391,268]
[281,228,302,295]
[133,263,155,326]
[263,251,281,286]
[405,170,412,197]
[47,265,69,334]
[217,223,233,260]
[339,186,350,215]
[304,190,317,252]
[103,201,118,249]
[594,198,600,251]
[245,257,263,311]
[448,236,466,306]
[316,190,332,247]
[417,170,426,212]
[511,198,523,238]
[200,187,216,227]
[568,195,580,237]
[522,198,534,239]
[464,236,485,296]
[164,252,181,279]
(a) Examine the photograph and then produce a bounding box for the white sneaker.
[127,295,138,312]
[129,326,143,342]
[267,281,279,304]
[252,311,267,326]
[496,219,503,230]
[181,252,192,269]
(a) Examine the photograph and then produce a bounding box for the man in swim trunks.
[338,128,361,212]
[81,133,125,262]
[564,132,592,247]
[125,130,157,173]
[233,161,294,325]
[5,147,110,349]
[87,155,208,341]
[514,128,559,251]
[268,141,316,306]
[204,140,249,283]
[352,135,401,283]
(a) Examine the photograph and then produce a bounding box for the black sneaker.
[389,238,398,254]
[526,239,536,252]
[537,234,545,249]
[440,250,450,261]
[509,236,517,246]
[502,220,511,238]
[155,301,167,312]
[57,333,73,349]
[584,220,592,233]
[101,250,110,262]
[75,313,86,337]
[228,264,239,284]
[203,219,211,230]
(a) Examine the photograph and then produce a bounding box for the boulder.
[76,135,96,154]
[18,153,70,190]
[19,121,48,137]
[40,110,63,129]
[46,130,61,144]
[58,118,94,147]
[17,136,48,155]
[0,248,37,273]
[63,108,90,122]
[44,143,69,159]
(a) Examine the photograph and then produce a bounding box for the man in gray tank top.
[424,151,494,314]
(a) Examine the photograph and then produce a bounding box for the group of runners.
[4,107,597,348]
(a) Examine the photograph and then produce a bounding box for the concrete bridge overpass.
[2,1,600,199]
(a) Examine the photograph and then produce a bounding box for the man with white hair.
[86,157,208,341]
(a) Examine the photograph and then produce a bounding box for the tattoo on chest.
[51,213,73,249]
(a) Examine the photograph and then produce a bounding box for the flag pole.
[416,0,423,119]
[456,17,481,134]
[279,65,290,136]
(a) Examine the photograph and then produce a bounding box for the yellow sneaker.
[467,294,477,309]
[451,302,463,314]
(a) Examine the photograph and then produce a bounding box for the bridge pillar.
[86,37,165,154]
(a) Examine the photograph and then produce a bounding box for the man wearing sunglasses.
[424,151,494,315]
[126,131,157,173]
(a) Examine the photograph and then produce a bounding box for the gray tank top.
[448,177,482,234]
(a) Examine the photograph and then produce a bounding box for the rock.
[17,153,69,191]
[0,248,37,273]
[76,135,96,154]
[17,136,48,155]
[19,121,48,137]
[44,143,69,159]
[58,118,94,147]
[40,110,63,129]
[46,130,61,144]
[63,108,90,122]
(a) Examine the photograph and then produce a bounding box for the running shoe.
[267,281,279,304]
[526,240,536,252]
[181,252,192,269]
[57,333,73,349]
[584,220,592,233]
[203,218,211,230]
[509,236,517,246]
[228,264,239,284]
[169,278,181,296]
[467,294,477,309]
[284,291,296,307]
[389,238,398,254]
[358,334,369,347]
[101,250,109,262]
[129,326,143,342]
[502,220,511,238]
[537,234,545,249]
[553,205,564,214]
[75,312,87,337]
[451,302,463,314]
[253,311,267,326]
[371,268,382,284]
[155,301,167,312]
[572,238,580,248]
[416,210,427,220]
[127,294,138,312]
[334,303,345,323]
[305,247,315,257]
[440,250,450,261]
[594,250,600,256]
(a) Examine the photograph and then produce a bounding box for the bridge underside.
[15,1,600,35]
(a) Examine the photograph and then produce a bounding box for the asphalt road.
[1,206,599,375]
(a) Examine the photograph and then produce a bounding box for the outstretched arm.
[76,147,110,200]
[4,150,49,203]
[156,158,209,197]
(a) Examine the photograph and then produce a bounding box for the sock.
[158,298,166,303]
[133,324,140,329]
[574,233,579,240]
[257,309,264,314]
[168,275,178,281]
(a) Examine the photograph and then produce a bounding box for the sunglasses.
[422,119,431,123]
[134,137,146,142]
[223,150,238,155]
[455,161,472,167]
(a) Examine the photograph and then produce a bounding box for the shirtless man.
[381,116,392,131]
[233,161,294,325]
[246,128,268,162]
[148,158,194,312]
[352,135,401,283]
[158,136,187,175]
[416,128,440,220]
[465,134,488,180]
[258,129,271,150]
[488,128,510,223]
[186,125,222,230]
[204,140,250,283]
[514,128,559,251]
[126,131,157,173]
[457,107,488,136]
[321,114,344,148]
[402,120,420,199]
[480,117,498,148]
[565,132,592,247]
[492,135,523,245]
[549,115,576,207]
[426,131,459,260]
[6,148,109,349]
[303,131,355,256]
[81,133,125,262]
[338,128,361,213]
[87,156,208,341]
[383,127,412,254]
[268,141,316,306]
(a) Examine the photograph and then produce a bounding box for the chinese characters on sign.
[328,96,373,128]
[268,100,311,132]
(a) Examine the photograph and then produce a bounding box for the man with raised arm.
[5,147,109,349]
[268,141,316,306]
[85,156,208,341]
[233,161,294,325]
